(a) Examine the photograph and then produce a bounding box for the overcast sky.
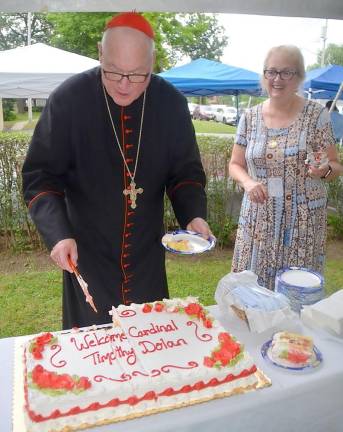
[217,14,343,72]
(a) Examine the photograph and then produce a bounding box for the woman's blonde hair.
[263,45,305,81]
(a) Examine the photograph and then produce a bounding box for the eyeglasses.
[263,69,297,81]
[102,69,150,83]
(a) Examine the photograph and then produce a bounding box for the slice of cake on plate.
[269,331,314,368]
[17,297,271,432]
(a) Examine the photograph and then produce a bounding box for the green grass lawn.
[1,248,342,339]
[3,115,235,135]
[192,119,236,134]
[0,252,231,339]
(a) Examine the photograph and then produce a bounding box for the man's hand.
[186,217,213,240]
[50,238,78,273]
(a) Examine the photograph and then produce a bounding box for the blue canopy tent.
[303,65,343,100]
[159,58,262,97]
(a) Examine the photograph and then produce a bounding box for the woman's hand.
[243,179,268,203]
[307,164,330,179]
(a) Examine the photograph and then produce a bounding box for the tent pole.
[0,98,3,131]
[235,92,239,123]
[27,13,33,123]
[27,98,33,122]
[329,82,343,113]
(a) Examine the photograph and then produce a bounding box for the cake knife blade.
[67,256,98,313]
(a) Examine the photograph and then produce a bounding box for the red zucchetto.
[105,12,155,40]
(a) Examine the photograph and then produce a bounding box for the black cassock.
[22,68,207,329]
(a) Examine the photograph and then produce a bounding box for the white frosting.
[23,298,258,431]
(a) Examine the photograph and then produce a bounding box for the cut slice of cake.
[165,239,192,252]
[270,331,314,367]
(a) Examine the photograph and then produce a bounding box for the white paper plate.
[162,230,216,255]
[261,339,323,371]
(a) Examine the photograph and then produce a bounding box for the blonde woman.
[229,45,343,290]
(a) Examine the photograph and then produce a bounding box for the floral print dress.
[231,100,335,290]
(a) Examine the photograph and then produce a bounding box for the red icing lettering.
[70,331,126,352]
[139,337,187,354]
[82,345,136,366]
[128,320,178,338]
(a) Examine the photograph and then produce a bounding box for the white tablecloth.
[1,306,343,432]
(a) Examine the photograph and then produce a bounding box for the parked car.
[187,102,197,118]
[193,104,216,121]
[214,106,237,125]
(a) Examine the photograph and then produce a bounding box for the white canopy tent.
[0,0,342,19]
[0,43,99,99]
[0,43,99,130]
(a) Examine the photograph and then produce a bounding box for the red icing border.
[25,357,257,422]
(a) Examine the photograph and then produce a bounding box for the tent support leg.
[27,97,33,122]
[0,98,4,131]
[235,93,239,124]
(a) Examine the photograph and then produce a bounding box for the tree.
[144,13,228,71]
[323,44,343,66]
[0,13,52,50]
[162,14,228,62]
[307,43,343,70]
[0,12,228,72]
[46,13,112,59]
[46,12,228,71]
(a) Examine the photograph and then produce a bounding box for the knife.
[67,256,98,313]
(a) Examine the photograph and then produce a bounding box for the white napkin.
[301,289,343,338]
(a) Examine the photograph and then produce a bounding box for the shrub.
[1,132,342,252]
[328,213,343,240]
[0,132,42,251]
[164,135,239,247]
[3,99,17,121]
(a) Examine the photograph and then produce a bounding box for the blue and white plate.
[162,230,216,255]
[261,339,323,371]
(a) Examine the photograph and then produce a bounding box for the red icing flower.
[36,332,53,346]
[142,304,152,313]
[218,332,233,347]
[213,349,230,366]
[154,302,164,312]
[184,303,202,317]
[199,309,207,320]
[203,356,216,367]
[55,374,75,390]
[203,318,213,328]
[77,376,92,390]
[32,345,44,360]
[31,365,91,393]
[29,332,56,360]
[204,332,241,369]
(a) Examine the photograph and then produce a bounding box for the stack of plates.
[275,267,324,313]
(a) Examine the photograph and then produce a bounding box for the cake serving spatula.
[67,256,98,313]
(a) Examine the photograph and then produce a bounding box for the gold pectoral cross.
[123,181,143,209]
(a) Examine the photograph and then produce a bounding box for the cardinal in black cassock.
[22,13,208,329]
